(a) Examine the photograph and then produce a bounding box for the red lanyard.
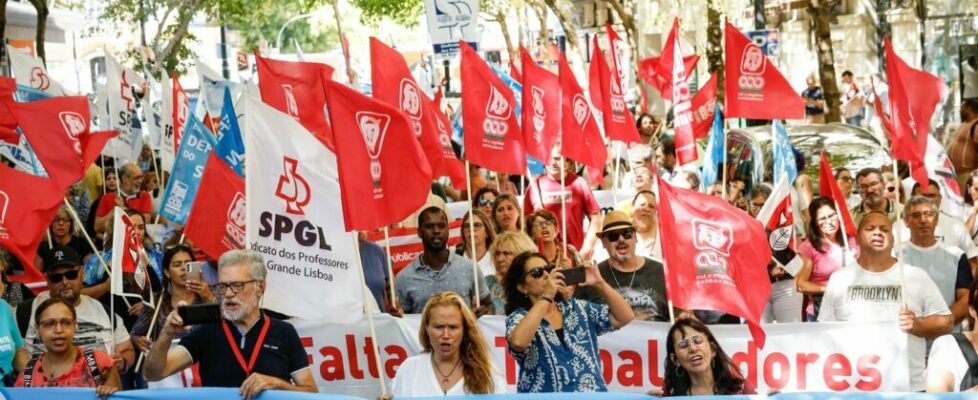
[221,315,270,376]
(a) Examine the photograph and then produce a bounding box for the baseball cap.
[42,245,82,273]
[600,211,634,234]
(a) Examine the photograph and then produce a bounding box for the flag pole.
[891,157,907,308]
[721,125,728,200]
[332,0,355,86]
[560,156,568,261]
[465,161,481,307]
[382,227,396,307]
[522,167,530,231]
[133,292,166,372]
[62,199,114,281]
[352,232,388,394]
[612,141,621,205]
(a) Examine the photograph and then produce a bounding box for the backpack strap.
[22,354,41,388]
[83,349,104,387]
[952,333,978,391]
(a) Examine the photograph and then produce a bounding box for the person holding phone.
[575,211,669,322]
[143,250,316,398]
[504,252,634,392]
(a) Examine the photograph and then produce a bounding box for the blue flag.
[13,84,52,102]
[215,88,245,176]
[159,114,217,225]
[701,105,724,189]
[772,120,797,184]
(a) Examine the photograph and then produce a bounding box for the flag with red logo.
[255,53,336,149]
[159,76,190,175]
[6,44,67,97]
[185,154,246,260]
[104,53,139,160]
[459,41,526,175]
[520,46,561,161]
[638,55,699,100]
[691,73,718,140]
[657,175,771,347]
[724,21,804,120]
[755,174,802,275]
[369,38,463,187]
[659,18,697,165]
[885,37,944,191]
[4,96,116,189]
[591,36,641,144]
[0,163,62,286]
[110,207,151,297]
[558,54,606,174]
[818,151,857,238]
[323,79,433,231]
[605,24,631,95]
[244,96,364,322]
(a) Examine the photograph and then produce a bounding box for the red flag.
[872,81,894,136]
[588,49,603,114]
[5,96,116,188]
[656,175,771,347]
[885,37,944,190]
[605,24,630,94]
[0,163,63,285]
[172,76,189,153]
[818,151,857,238]
[423,95,466,187]
[509,60,523,84]
[659,18,697,165]
[0,78,18,144]
[558,54,606,172]
[433,86,443,110]
[369,38,464,187]
[323,79,433,231]
[459,41,526,175]
[255,53,336,149]
[691,73,718,140]
[520,46,561,161]
[638,55,699,99]
[724,20,804,119]
[591,36,641,144]
[185,154,245,260]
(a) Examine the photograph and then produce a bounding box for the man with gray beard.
[575,211,668,321]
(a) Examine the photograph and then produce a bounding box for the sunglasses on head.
[604,229,635,242]
[522,264,556,280]
[47,269,80,283]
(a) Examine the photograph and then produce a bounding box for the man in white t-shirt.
[819,211,952,391]
[896,179,978,271]
[899,196,973,327]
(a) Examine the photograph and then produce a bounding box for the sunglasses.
[478,199,493,207]
[47,269,80,283]
[603,229,635,242]
[522,264,556,280]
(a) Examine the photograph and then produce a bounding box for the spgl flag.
[244,96,364,322]
[185,154,245,260]
[158,114,216,225]
[323,79,433,231]
[6,44,66,97]
[104,53,138,160]
[519,46,560,161]
[755,174,802,275]
[110,207,151,297]
[459,41,526,174]
[723,20,804,120]
[215,88,245,176]
[657,175,772,347]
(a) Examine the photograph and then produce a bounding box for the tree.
[706,0,724,104]
[352,0,423,27]
[808,0,841,122]
[28,0,49,66]
[482,0,520,65]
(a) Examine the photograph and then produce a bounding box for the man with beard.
[145,250,315,396]
[850,167,902,227]
[819,211,952,391]
[575,211,668,321]
[20,246,134,372]
[391,207,493,316]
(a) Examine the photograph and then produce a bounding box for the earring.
[675,365,685,377]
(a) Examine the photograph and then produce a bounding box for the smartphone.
[177,304,221,325]
[185,262,205,282]
[561,267,587,286]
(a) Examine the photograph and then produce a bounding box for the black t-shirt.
[575,257,669,322]
[37,236,93,267]
[178,314,309,387]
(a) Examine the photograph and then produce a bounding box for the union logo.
[275,157,310,215]
[572,94,590,126]
[399,79,423,138]
[59,112,86,154]
[356,111,391,188]
[691,219,733,275]
[282,84,300,122]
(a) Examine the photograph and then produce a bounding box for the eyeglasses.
[47,269,80,283]
[462,222,485,231]
[676,335,707,350]
[478,199,493,207]
[52,217,72,224]
[532,220,556,229]
[38,318,75,330]
[604,229,635,242]
[816,213,838,224]
[909,211,937,219]
[210,280,258,295]
[522,264,556,280]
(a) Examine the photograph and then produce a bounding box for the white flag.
[110,208,149,298]
[244,96,365,322]
[159,76,176,175]
[195,60,243,120]
[104,54,138,161]
[6,44,65,96]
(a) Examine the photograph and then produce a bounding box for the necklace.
[431,355,462,391]
[610,260,639,289]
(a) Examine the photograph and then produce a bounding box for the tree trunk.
[809,0,842,123]
[707,0,724,104]
[541,0,585,68]
[604,0,641,89]
[527,0,549,60]
[0,1,7,61]
[29,0,48,67]
[495,11,518,65]
[152,0,204,76]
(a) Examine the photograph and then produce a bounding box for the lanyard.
[221,315,270,376]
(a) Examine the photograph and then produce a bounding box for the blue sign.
[158,114,217,224]
[746,29,780,56]
[215,88,245,176]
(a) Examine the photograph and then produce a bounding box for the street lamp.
[276,12,317,54]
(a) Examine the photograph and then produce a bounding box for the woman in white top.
[927,280,978,392]
[456,210,496,279]
[387,292,506,396]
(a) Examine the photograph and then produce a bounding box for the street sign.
[424,0,480,57]
[746,29,780,56]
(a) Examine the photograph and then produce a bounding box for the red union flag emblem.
[275,157,310,215]
[59,111,86,154]
[399,79,423,138]
[483,86,511,141]
[691,218,733,276]
[530,86,546,143]
[356,111,391,189]
[572,94,590,126]
[282,84,300,121]
[226,192,246,247]
[738,44,766,92]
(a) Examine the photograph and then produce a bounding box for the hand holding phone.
[561,267,587,286]
[185,262,204,283]
[177,304,221,325]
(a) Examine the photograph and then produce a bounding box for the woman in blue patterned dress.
[503,252,634,392]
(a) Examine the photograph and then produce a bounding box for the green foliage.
[352,0,423,27]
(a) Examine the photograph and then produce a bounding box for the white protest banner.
[277,316,908,397]
[244,96,364,322]
[104,53,137,161]
[423,0,480,57]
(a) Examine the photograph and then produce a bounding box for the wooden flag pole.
[560,156,568,259]
[382,227,396,307]
[134,293,166,372]
[890,157,907,308]
[351,232,388,394]
[465,161,481,308]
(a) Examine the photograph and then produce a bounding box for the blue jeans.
[846,115,864,127]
